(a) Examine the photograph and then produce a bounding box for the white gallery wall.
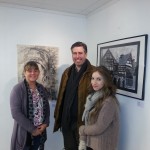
[1,0,150,150]
[0,6,87,150]
[87,0,150,150]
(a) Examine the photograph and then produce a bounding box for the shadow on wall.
[55,64,70,98]
[45,101,64,150]
[118,104,128,150]
[45,64,70,150]
[57,64,70,82]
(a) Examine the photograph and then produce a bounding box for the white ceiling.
[0,0,117,15]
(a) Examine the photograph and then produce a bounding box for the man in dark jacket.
[53,41,95,150]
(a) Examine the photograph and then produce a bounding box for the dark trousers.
[31,135,41,150]
[24,145,44,150]
[62,125,79,150]
[25,134,44,150]
[87,147,93,150]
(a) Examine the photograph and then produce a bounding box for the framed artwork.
[97,34,148,100]
[17,45,58,100]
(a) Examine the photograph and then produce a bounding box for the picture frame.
[97,34,148,100]
[17,44,59,100]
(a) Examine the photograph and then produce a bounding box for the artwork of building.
[101,49,137,91]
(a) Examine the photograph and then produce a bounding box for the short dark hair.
[24,61,39,72]
[71,41,87,53]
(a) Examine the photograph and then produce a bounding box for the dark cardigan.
[10,80,50,150]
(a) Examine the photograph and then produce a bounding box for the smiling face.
[72,46,87,70]
[24,67,40,84]
[24,61,40,84]
[91,71,105,91]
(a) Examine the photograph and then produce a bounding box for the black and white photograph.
[97,34,148,100]
[17,44,59,100]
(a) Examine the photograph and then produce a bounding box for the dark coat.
[53,60,95,132]
[10,81,50,150]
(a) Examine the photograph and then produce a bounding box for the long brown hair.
[88,66,118,124]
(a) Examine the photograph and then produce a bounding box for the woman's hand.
[32,128,42,136]
[79,125,85,135]
[32,124,47,136]
[78,140,86,150]
[38,124,47,133]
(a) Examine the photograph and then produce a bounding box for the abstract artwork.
[17,45,58,100]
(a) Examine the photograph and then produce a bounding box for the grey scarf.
[82,91,103,125]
